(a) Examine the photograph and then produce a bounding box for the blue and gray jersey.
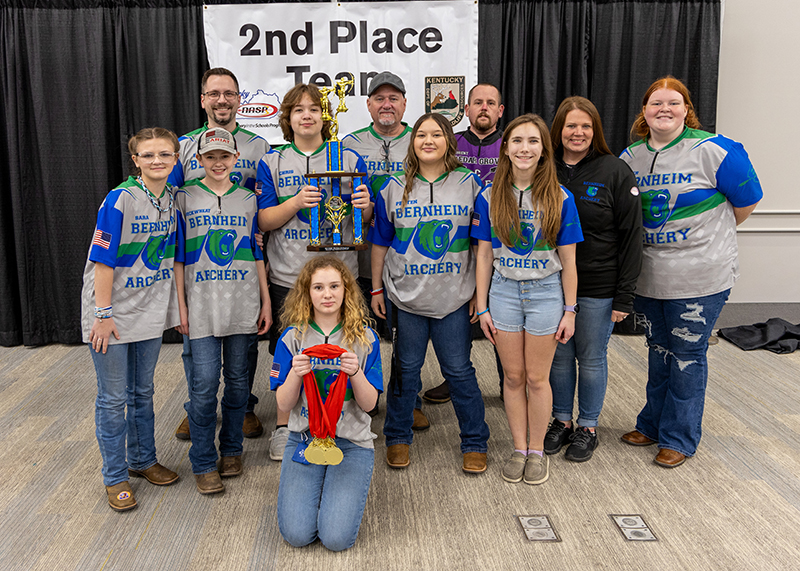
[471,184,583,281]
[620,128,763,299]
[272,323,382,449]
[368,168,481,319]
[168,123,270,191]
[175,180,263,339]
[256,143,369,289]
[81,176,177,344]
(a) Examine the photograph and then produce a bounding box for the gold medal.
[304,437,343,465]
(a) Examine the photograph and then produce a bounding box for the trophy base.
[307,243,368,252]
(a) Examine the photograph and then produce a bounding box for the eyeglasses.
[203,91,239,101]
[135,152,178,163]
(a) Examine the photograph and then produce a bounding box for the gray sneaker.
[269,427,290,461]
[523,454,549,485]
[501,452,527,483]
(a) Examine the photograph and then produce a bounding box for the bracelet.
[94,306,113,319]
[476,308,489,316]
[370,288,384,296]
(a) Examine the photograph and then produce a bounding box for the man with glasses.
[423,83,506,405]
[342,72,432,428]
[169,67,271,442]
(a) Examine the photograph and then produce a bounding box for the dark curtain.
[0,0,721,346]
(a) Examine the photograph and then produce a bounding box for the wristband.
[370,288,384,296]
[476,308,489,316]
[94,306,113,319]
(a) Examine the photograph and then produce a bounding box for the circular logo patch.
[117,491,131,500]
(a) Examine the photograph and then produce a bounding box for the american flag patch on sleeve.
[92,229,112,249]
[471,213,480,226]
[270,362,281,378]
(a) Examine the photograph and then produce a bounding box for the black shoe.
[422,381,450,404]
[543,419,574,455]
[564,426,598,462]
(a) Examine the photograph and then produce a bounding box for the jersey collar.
[309,321,343,337]
[645,126,690,153]
[368,122,411,141]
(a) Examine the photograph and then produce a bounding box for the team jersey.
[168,123,270,191]
[81,177,177,344]
[255,143,369,289]
[455,129,503,184]
[368,168,481,319]
[471,184,583,281]
[174,179,263,339]
[620,128,763,299]
[342,123,412,278]
[271,323,383,449]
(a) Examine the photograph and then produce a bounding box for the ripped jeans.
[633,291,729,456]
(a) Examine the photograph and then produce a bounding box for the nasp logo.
[425,76,465,127]
[238,89,281,119]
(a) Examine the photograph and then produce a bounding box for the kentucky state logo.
[412,220,453,260]
[204,229,238,265]
[425,76,465,127]
[141,235,168,270]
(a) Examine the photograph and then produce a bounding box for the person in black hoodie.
[544,96,643,462]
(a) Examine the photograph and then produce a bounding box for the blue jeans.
[549,297,615,428]
[185,334,253,474]
[90,337,162,486]
[633,291,729,456]
[277,431,374,552]
[182,334,260,414]
[383,300,489,453]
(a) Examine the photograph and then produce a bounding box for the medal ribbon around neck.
[301,344,354,465]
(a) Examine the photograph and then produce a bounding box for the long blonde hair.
[280,256,373,349]
[401,113,462,208]
[491,114,561,248]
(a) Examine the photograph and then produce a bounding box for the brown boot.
[243,412,264,438]
[422,381,451,404]
[175,416,191,441]
[195,471,225,495]
[412,408,430,431]
[218,455,243,478]
[128,463,179,486]
[462,452,487,474]
[106,481,137,512]
[386,444,410,468]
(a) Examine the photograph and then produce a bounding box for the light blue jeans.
[185,334,252,475]
[549,297,615,428]
[277,431,374,552]
[633,291,729,456]
[90,337,162,486]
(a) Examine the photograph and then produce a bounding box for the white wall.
[717,0,800,302]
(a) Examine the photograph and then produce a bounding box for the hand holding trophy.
[307,76,368,252]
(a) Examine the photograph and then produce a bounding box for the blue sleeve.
[270,328,296,390]
[713,136,763,207]
[167,162,184,190]
[251,209,264,261]
[366,188,396,247]
[88,189,125,267]
[556,188,584,246]
[256,156,279,209]
[364,330,383,393]
[471,187,493,242]
[175,198,187,264]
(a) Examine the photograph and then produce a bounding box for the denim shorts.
[489,271,564,336]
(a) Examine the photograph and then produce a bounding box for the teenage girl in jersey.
[370,113,490,474]
[272,256,382,551]
[81,127,181,511]
[174,128,271,495]
[473,114,583,485]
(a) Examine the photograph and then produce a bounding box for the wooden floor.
[1,328,799,570]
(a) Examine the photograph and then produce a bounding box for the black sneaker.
[543,419,574,455]
[564,426,598,462]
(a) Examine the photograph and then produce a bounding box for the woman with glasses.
[619,76,762,467]
[81,127,181,511]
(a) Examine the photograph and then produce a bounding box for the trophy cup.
[307,76,369,252]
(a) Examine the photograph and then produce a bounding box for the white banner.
[203,1,478,145]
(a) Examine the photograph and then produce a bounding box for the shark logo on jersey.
[141,234,168,270]
[412,220,453,260]
[204,229,238,266]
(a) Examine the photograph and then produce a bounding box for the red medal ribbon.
[301,344,349,440]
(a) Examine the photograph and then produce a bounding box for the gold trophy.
[307,76,368,252]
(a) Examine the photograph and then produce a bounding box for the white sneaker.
[269,427,290,461]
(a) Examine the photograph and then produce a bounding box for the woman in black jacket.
[544,96,643,462]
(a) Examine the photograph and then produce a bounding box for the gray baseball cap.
[368,72,406,96]
[198,128,237,155]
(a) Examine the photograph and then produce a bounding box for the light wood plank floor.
[1,331,799,570]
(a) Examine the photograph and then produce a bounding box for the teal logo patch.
[205,229,238,265]
[141,235,168,270]
[413,220,453,260]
